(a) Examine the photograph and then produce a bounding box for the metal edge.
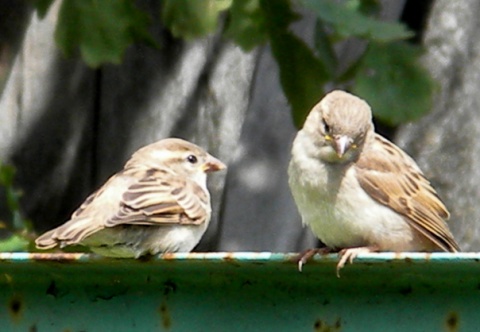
[0,252,480,263]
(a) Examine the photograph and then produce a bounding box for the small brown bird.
[288,90,459,275]
[36,138,226,257]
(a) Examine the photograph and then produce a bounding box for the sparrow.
[35,138,226,257]
[288,90,460,276]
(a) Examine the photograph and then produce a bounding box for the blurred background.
[0,0,477,252]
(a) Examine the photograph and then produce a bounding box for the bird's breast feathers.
[289,151,422,251]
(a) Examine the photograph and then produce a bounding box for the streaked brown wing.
[36,172,128,248]
[71,169,131,219]
[355,134,460,252]
[105,171,209,227]
[71,188,102,219]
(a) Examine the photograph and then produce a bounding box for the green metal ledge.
[1,252,478,331]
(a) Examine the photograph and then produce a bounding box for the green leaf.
[270,31,330,127]
[162,0,232,40]
[352,41,436,125]
[346,0,381,16]
[32,0,56,19]
[0,162,15,186]
[258,0,326,127]
[55,0,156,67]
[224,0,268,51]
[303,0,413,42]
[259,0,299,31]
[0,234,30,252]
[0,162,32,232]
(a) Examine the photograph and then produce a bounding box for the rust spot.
[29,324,37,332]
[222,252,243,267]
[8,295,23,322]
[241,280,254,287]
[445,312,459,332]
[223,252,236,262]
[161,253,176,260]
[314,320,323,330]
[46,280,62,298]
[334,318,341,329]
[163,280,177,296]
[404,257,413,264]
[314,318,341,332]
[158,302,172,330]
[29,252,86,262]
[399,285,413,296]
[159,280,176,329]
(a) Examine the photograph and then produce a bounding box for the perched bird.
[36,138,226,257]
[288,90,459,275]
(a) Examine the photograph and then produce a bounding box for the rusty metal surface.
[0,252,477,331]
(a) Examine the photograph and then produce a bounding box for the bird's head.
[303,90,374,164]
[126,138,226,185]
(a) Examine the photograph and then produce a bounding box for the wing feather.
[355,134,460,252]
[106,170,209,227]
[35,168,210,249]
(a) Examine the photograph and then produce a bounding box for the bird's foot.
[296,247,331,272]
[337,246,378,277]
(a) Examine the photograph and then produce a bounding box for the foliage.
[352,41,436,125]
[0,162,34,252]
[32,0,435,127]
[162,0,232,39]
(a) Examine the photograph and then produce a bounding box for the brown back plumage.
[355,134,459,252]
[35,138,222,250]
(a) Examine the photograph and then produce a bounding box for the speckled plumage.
[289,90,459,273]
[36,138,226,257]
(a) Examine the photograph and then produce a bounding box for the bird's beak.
[202,156,227,173]
[333,135,352,158]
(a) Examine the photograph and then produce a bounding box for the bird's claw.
[336,246,377,277]
[296,247,330,272]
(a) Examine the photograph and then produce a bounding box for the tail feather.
[35,229,59,249]
[35,218,103,250]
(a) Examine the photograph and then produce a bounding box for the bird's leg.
[296,247,331,272]
[336,245,378,277]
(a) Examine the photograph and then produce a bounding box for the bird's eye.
[324,121,331,134]
[187,155,198,164]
